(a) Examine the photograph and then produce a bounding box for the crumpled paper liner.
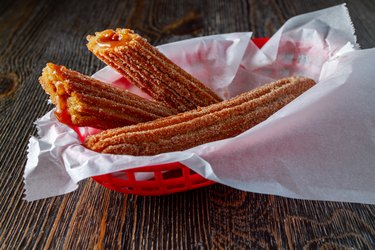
[25,4,375,204]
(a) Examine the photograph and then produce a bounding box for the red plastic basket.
[89,38,269,196]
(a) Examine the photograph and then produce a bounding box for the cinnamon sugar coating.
[87,29,223,112]
[85,76,316,155]
[39,63,176,129]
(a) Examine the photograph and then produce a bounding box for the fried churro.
[86,29,223,112]
[39,63,176,130]
[85,76,315,156]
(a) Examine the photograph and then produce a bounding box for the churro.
[85,76,316,156]
[39,63,176,130]
[86,29,223,112]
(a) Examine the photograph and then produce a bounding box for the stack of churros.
[39,29,315,156]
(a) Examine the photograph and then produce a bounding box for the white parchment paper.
[25,4,375,204]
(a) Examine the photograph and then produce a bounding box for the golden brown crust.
[86,29,223,112]
[84,76,316,155]
[38,63,177,129]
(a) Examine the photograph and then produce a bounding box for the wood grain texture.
[0,0,375,249]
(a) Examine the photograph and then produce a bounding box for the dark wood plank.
[1,0,375,249]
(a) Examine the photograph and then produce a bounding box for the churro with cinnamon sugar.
[86,29,223,112]
[85,76,315,156]
[39,63,176,130]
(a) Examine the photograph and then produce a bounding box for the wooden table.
[1,0,375,248]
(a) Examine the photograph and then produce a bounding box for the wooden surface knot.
[0,72,19,98]
[161,10,203,36]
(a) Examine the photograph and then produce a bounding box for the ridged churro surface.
[39,63,176,129]
[86,29,223,112]
[85,76,315,156]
